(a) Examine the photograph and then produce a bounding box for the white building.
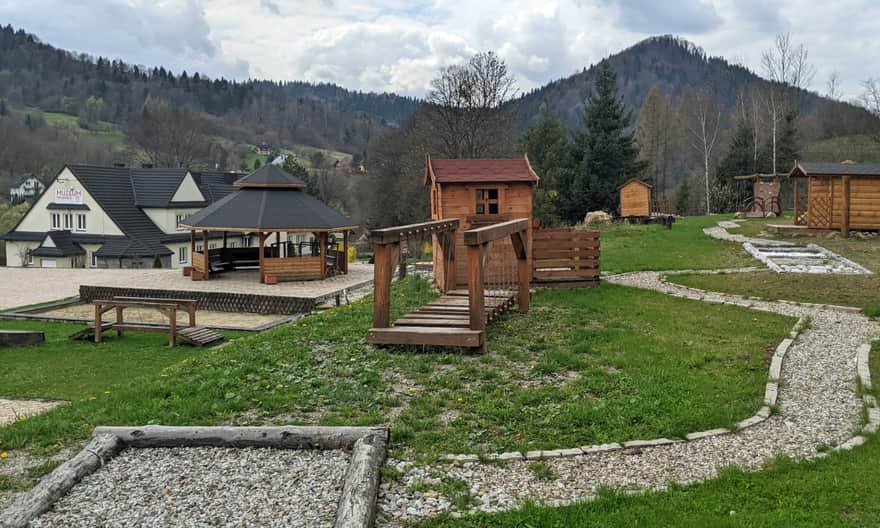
[9,174,46,203]
[2,165,245,269]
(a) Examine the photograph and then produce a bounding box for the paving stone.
[685,428,731,441]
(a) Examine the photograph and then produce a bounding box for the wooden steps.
[69,323,114,341]
[178,326,225,347]
[367,327,483,348]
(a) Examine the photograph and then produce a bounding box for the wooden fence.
[531,228,600,288]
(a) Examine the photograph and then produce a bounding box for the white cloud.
[1,0,877,99]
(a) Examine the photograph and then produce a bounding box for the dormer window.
[475,188,499,215]
[176,214,187,230]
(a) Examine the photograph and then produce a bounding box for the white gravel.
[377,271,879,525]
[31,447,350,528]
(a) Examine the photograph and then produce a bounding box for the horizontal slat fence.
[531,228,600,288]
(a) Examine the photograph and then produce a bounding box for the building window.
[176,214,187,230]
[50,213,61,230]
[475,188,499,215]
[179,246,188,264]
[208,243,216,250]
[90,252,98,268]
[196,244,203,252]
[76,214,87,232]
[63,213,73,230]
[26,248,33,265]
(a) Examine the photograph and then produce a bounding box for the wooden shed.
[789,161,880,237]
[618,178,652,218]
[425,155,539,287]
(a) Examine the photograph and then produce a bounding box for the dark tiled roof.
[131,168,204,207]
[192,171,241,202]
[0,231,125,244]
[234,164,306,187]
[182,188,355,231]
[793,162,880,177]
[428,156,540,184]
[31,230,85,257]
[47,203,90,210]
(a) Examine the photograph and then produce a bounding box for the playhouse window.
[475,188,499,215]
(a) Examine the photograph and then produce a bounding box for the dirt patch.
[0,398,64,426]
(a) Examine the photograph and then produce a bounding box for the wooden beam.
[467,243,487,351]
[439,230,455,293]
[793,176,800,225]
[342,231,349,274]
[320,231,329,279]
[372,242,399,329]
[510,232,530,313]
[258,232,266,283]
[463,218,529,246]
[842,175,851,238]
[370,219,459,245]
[202,230,209,280]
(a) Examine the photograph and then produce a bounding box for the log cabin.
[425,155,539,287]
[789,161,880,237]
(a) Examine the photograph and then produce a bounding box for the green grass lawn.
[593,215,754,274]
[0,281,793,461]
[667,218,880,314]
[0,319,243,401]
[419,341,880,528]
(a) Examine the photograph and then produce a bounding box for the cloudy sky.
[1,0,878,99]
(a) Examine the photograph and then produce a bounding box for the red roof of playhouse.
[425,155,540,185]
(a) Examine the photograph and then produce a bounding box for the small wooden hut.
[789,161,880,237]
[181,165,357,283]
[618,178,652,218]
[424,155,539,287]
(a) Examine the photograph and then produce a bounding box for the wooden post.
[258,232,266,283]
[202,230,209,279]
[842,175,851,238]
[510,232,530,313]
[169,307,177,347]
[793,177,800,225]
[276,232,281,258]
[319,232,329,279]
[440,231,456,293]
[467,242,487,335]
[187,303,196,327]
[116,307,124,337]
[94,303,102,343]
[342,231,349,274]
[190,229,196,260]
[372,242,399,329]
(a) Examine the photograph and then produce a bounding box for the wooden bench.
[88,296,215,347]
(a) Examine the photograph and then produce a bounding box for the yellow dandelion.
[104,391,111,395]
[0,452,7,459]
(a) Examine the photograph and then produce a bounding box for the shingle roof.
[31,230,85,257]
[193,171,242,202]
[234,164,307,188]
[130,168,200,207]
[426,156,540,185]
[792,162,880,177]
[182,187,356,231]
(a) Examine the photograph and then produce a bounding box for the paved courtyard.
[0,263,374,312]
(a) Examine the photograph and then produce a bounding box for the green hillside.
[802,134,880,163]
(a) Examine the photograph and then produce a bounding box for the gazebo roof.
[181,186,356,232]
[234,164,307,188]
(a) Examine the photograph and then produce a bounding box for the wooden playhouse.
[618,178,652,218]
[789,161,880,237]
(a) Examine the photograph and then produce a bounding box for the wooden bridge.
[367,219,530,353]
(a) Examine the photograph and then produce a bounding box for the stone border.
[443,316,806,465]
[743,242,873,275]
[0,425,389,528]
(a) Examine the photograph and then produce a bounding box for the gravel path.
[703,225,793,246]
[377,271,879,525]
[31,447,350,528]
[0,399,63,427]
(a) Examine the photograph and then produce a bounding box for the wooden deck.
[367,289,517,348]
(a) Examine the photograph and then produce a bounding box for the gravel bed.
[377,271,879,525]
[31,447,350,528]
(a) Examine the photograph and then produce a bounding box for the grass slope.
[594,215,754,274]
[0,281,792,461]
[803,134,880,164]
[419,342,880,528]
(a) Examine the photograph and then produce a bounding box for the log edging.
[0,426,389,528]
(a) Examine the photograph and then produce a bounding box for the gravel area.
[377,271,879,525]
[35,304,286,330]
[31,447,350,528]
[0,398,63,426]
[703,224,793,246]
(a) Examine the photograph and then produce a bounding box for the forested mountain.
[511,36,877,141]
[0,25,418,154]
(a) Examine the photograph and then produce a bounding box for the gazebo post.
[222,231,228,261]
[319,231,328,279]
[342,230,349,274]
[258,232,266,283]
[202,230,209,280]
[276,232,281,258]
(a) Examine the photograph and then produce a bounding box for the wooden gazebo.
[180,165,357,283]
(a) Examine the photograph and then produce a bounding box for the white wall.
[170,173,205,203]
[16,168,124,236]
[4,241,39,267]
[143,208,203,234]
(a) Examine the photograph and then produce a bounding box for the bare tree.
[681,88,722,214]
[427,51,517,158]
[760,33,816,174]
[827,72,842,101]
[127,96,215,168]
[861,78,880,143]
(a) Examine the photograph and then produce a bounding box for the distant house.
[9,174,45,203]
[255,142,273,155]
[2,165,243,269]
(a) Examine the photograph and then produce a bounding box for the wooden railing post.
[439,230,456,293]
[842,175,851,238]
[372,242,399,329]
[467,243,487,335]
[510,231,530,313]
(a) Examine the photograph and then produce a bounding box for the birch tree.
[680,87,722,214]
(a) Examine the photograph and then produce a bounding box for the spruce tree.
[518,110,573,225]
[572,62,645,219]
